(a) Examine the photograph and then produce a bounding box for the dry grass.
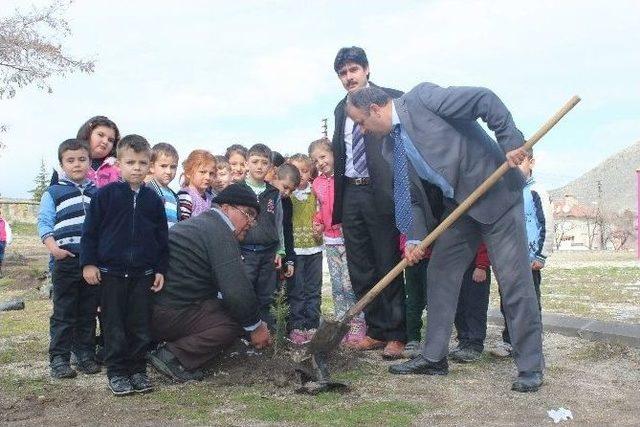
[1,231,639,425]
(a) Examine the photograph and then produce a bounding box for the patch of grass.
[27,265,46,279]
[0,371,47,396]
[0,276,15,288]
[0,337,46,364]
[570,341,631,361]
[332,362,376,382]
[489,265,640,322]
[0,298,50,338]
[11,222,38,237]
[233,391,424,426]
[150,384,223,424]
[321,293,335,317]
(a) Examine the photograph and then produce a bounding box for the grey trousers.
[422,198,544,373]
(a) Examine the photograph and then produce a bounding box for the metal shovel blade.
[295,351,349,395]
[307,317,350,355]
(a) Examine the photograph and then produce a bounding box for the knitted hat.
[213,183,260,213]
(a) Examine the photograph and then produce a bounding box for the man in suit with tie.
[330,46,406,359]
[345,83,545,392]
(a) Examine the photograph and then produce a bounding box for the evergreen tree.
[270,285,290,355]
[29,158,49,201]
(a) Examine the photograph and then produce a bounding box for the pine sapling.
[270,284,290,355]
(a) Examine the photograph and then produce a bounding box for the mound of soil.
[197,340,364,390]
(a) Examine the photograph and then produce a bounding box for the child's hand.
[472,267,487,283]
[531,260,544,270]
[274,254,282,270]
[151,273,164,292]
[83,265,101,285]
[284,264,294,278]
[44,237,75,260]
[52,247,75,261]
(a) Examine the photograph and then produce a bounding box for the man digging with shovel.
[344,83,547,392]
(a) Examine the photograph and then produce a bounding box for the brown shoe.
[382,341,406,360]
[347,335,385,351]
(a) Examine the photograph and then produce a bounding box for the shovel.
[305,95,581,362]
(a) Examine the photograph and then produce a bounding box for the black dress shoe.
[388,355,448,375]
[130,372,154,393]
[149,344,204,383]
[449,346,482,363]
[109,375,134,396]
[50,356,77,379]
[511,371,543,392]
[76,357,101,374]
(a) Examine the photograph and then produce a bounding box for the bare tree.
[553,216,576,250]
[0,0,94,99]
[584,211,600,250]
[1,0,94,151]
[609,210,636,250]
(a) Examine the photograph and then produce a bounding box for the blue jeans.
[0,241,5,268]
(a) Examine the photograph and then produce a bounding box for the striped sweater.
[148,179,179,228]
[38,178,96,255]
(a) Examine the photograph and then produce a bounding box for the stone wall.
[0,199,39,224]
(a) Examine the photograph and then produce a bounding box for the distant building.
[552,195,599,250]
[552,195,636,251]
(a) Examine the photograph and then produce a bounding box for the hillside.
[550,141,640,213]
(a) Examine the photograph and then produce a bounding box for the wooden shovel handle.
[344,95,581,320]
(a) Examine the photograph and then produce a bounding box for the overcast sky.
[1,0,639,197]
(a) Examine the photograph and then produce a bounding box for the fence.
[0,198,39,224]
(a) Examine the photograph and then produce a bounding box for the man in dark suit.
[345,83,545,392]
[330,46,406,359]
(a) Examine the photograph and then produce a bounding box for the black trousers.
[501,269,542,344]
[101,274,153,378]
[49,257,99,362]
[341,182,406,342]
[454,264,491,352]
[241,248,277,328]
[286,252,323,330]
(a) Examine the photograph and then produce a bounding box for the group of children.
[34,114,363,395]
[24,111,551,396]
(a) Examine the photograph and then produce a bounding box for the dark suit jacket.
[391,82,526,234]
[331,83,404,226]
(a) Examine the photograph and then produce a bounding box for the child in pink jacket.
[310,138,364,344]
[51,116,121,188]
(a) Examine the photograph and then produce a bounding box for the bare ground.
[1,228,639,425]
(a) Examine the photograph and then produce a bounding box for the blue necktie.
[351,123,367,174]
[391,124,413,235]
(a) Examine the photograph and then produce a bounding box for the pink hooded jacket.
[87,157,120,188]
[312,174,342,240]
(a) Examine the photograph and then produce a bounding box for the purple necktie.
[351,123,367,174]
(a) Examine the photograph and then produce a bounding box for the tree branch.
[0,62,30,72]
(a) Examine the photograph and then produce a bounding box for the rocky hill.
[550,141,640,213]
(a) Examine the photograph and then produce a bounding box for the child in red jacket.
[450,243,492,362]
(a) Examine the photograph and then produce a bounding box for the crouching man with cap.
[150,183,272,382]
